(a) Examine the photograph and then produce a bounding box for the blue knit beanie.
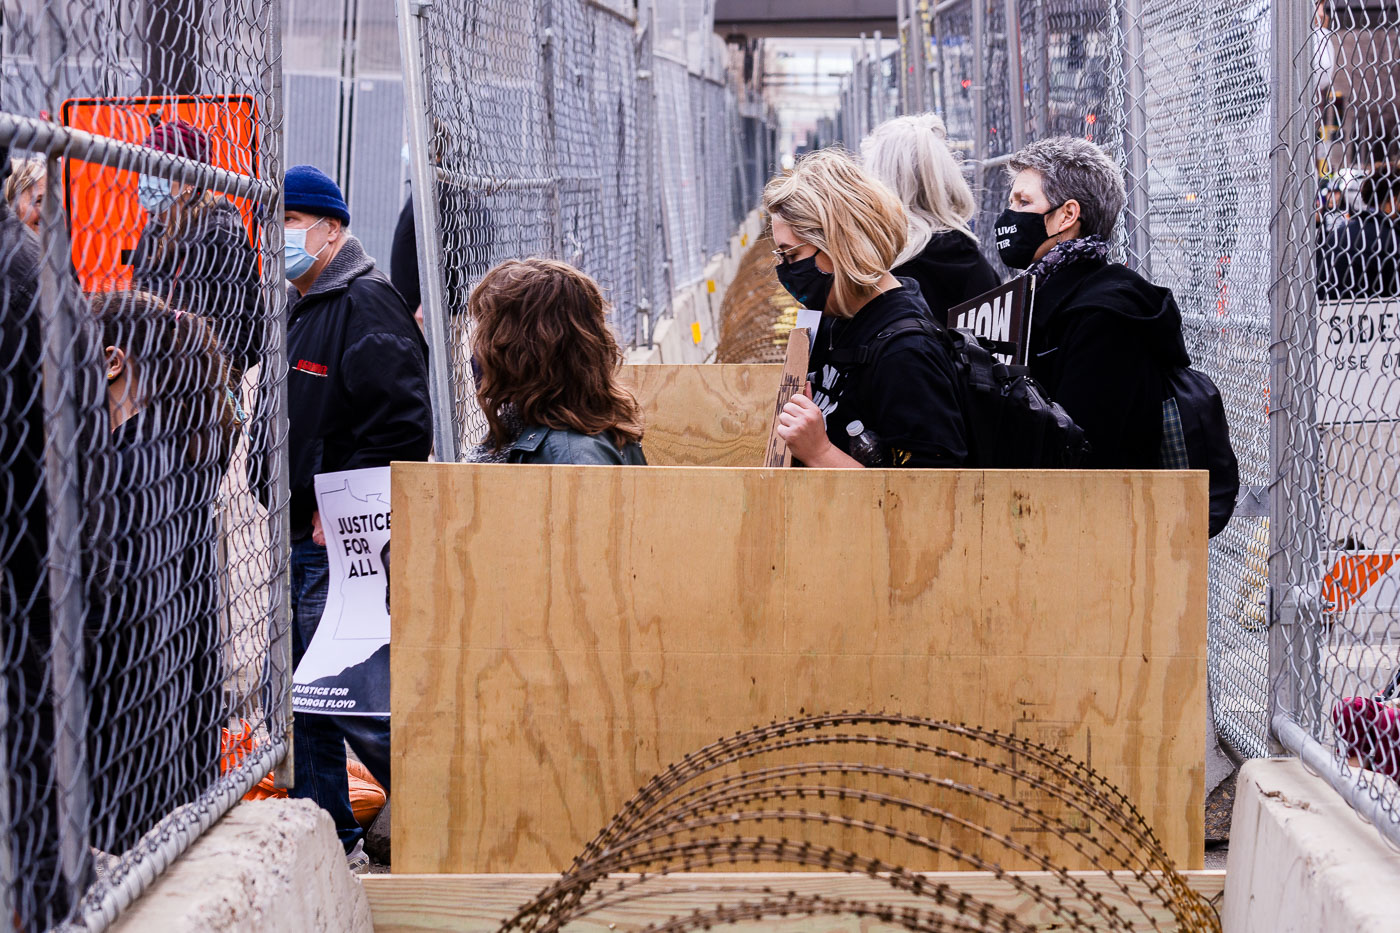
[284,164,350,225]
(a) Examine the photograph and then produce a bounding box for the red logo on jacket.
[294,359,329,377]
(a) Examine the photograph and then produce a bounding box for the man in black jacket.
[1318,173,1400,300]
[280,164,432,863]
[996,137,1189,469]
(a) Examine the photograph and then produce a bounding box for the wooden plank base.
[364,871,1226,932]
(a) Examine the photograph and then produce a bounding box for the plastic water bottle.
[846,420,885,467]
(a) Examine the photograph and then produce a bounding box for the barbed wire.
[497,712,1221,933]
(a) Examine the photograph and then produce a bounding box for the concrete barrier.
[109,799,372,933]
[1223,757,1400,932]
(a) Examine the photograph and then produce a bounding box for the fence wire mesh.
[1,0,290,929]
[837,0,1400,847]
[1274,0,1400,845]
[399,0,773,459]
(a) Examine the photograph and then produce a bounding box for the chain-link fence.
[836,0,1400,850]
[1,0,291,929]
[1271,0,1400,846]
[398,0,775,459]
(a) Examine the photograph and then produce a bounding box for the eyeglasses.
[771,243,804,265]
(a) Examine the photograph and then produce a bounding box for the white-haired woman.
[861,114,1000,317]
[766,149,968,469]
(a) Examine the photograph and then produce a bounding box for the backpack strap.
[825,317,941,368]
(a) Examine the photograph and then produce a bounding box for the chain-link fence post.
[1117,0,1153,276]
[971,0,988,164]
[636,0,657,347]
[261,0,295,792]
[36,8,94,910]
[395,0,460,464]
[539,0,564,256]
[1267,0,1324,754]
[1004,0,1027,152]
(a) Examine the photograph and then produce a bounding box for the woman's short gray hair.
[1007,137,1126,239]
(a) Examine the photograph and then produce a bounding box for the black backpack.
[829,317,1091,469]
[1159,365,1240,536]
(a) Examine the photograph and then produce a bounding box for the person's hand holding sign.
[312,510,326,547]
[777,384,862,469]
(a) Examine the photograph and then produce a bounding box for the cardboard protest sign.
[292,467,393,716]
[763,327,811,467]
[944,276,1036,365]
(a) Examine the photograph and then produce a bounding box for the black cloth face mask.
[994,205,1062,270]
[775,254,834,312]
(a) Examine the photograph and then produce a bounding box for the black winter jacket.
[1317,210,1400,300]
[892,230,1001,321]
[1028,256,1189,469]
[85,412,225,853]
[284,236,432,539]
[0,189,75,929]
[390,192,495,315]
[131,196,260,378]
[805,279,969,468]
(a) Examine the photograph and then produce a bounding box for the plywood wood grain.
[619,364,780,465]
[391,465,1208,874]
[363,871,1226,933]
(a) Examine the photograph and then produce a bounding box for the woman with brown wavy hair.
[86,289,238,853]
[466,258,646,464]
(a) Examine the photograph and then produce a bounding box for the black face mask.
[993,205,1061,270]
[775,254,834,312]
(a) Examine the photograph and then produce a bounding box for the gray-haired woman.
[996,136,1189,469]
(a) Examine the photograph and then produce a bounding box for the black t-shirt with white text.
[803,279,968,468]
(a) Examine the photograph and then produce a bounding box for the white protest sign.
[292,466,392,716]
[1318,299,1400,424]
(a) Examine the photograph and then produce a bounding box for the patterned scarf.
[1023,234,1111,284]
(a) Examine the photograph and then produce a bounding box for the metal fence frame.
[1,1,293,927]
[398,0,775,458]
[834,0,1400,852]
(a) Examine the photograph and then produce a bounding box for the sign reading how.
[944,276,1036,365]
[292,467,393,717]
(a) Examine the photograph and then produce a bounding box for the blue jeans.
[289,538,391,852]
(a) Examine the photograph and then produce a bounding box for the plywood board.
[619,364,780,466]
[391,465,1208,873]
[363,871,1227,933]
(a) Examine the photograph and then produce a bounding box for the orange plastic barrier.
[59,94,260,292]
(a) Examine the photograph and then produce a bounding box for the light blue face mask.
[137,174,175,215]
[284,219,328,280]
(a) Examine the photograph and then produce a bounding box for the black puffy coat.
[280,236,433,539]
[131,195,261,378]
[0,179,76,928]
[1317,210,1400,300]
[85,412,226,853]
[892,230,1002,321]
[1028,256,1190,469]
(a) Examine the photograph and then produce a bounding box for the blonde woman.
[4,155,45,234]
[861,114,999,317]
[767,149,969,469]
